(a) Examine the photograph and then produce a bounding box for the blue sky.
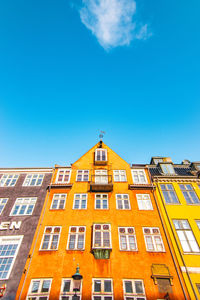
[0,0,200,167]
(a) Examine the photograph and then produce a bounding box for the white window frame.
[27,278,52,300]
[123,279,146,300]
[173,220,200,253]
[76,170,89,182]
[160,184,179,204]
[113,170,127,182]
[23,174,44,186]
[0,235,23,280]
[131,170,148,184]
[143,227,165,252]
[92,278,113,299]
[0,174,19,187]
[56,169,71,184]
[60,278,82,300]
[67,226,86,250]
[95,170,108,184]
[40,226,61,251]
[136,194,153,210]
[179,184,200,204]
[73,194,88,210]
[118,227,137,251]
[50,194,67,210]
[95,149,107,162]
[95,194,109,210]
[0,198,8,215]
[160,163,175,175]
[93,224,112,249]
[116,194,131,210]
[10,197,37,216]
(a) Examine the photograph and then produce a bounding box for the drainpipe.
[18,167,55,300]
[154,178,198,300]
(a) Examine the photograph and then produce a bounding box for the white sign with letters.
[0,221,22,230]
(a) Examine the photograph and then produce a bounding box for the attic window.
[153,158,164,164]
[95,149,107,162]
[160,164,175,175]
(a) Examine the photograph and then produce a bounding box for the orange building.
[17,142,188,300]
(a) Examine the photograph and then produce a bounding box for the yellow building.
[148,157,200,300]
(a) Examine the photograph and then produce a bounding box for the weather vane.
[99,131,106,140]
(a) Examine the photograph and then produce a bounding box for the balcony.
[90,175,113,192]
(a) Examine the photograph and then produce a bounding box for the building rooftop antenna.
[99,131,106,141]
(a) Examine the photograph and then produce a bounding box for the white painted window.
[173,220,200,253]
[95,194,108,209]
[179,184,200,204]
[60,278,82,300]
[160,184,179,204]
[73,194,87,209]
[76,170,89,181]
[23,174,44,186]
[50,194,67,210]
[10,197,37,216]
[131,170,148,184]
[95,170,108,184]
[160,163,175,175]
[93,224,111,249]
[0,198,8,215]
[116,194,130,210]
[92,278,113,300]
[0,235,23,280]
[95,149,107,162]
[40,226,61,250]
[27,278,52,300]
[118,227,137,251]
[67,226,86,250]
[0,174,19,187]
[113,170,127,182]
[143,227,165,252]
[136,194,153,210]
[56,169,71,183]
[123,279,146,300]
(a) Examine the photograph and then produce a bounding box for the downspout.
[154,178,198,300]
[18,167,55,300]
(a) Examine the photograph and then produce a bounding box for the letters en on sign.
[0,221,22,231]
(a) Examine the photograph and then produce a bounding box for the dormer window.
[160,164,175,175]
[95,149,107,165]
[153,158,164,164]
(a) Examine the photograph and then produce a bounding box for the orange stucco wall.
[16,143,186,299]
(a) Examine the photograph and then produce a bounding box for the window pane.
[125,281,133,293]
[104,280,111,292]
[135,281,143,294]
[94,280,101,292]
[41,280,50,292]
[31,281,40,293]
[63,280,71,292]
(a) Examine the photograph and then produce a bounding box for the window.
[131,170,148,184]
[95,194,108,209]
[50,194,67,210]
[173,220,200,253]
[118,227,137,251]
[113,170,127,182]
[95,149,107,162]
[40,226,61,250]
[67,226,86,250]
[196,220,200,230]
[76,170,89,182]
[73,194,87,209]
[143,227,165,252]
[95,170,108,184]
[56,169,71,183]
[116,194,130,210]
[123,279,146,300]
[27,278,52,300]
[160,184,179,204]
[93,224,111,249]
[153,158,164,164]
[10,197,37,216]
[23,174,44,186]
[0,174,19,187]
[60,278,82,300]
[92,278,113,300]
[179,184,200,204]
[0,235,23,279]
[0,198,8,215]
[160,164,175,175]
[136,194,153,210]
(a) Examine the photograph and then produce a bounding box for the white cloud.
[79,0,150,50]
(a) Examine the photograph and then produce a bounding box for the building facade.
[148,157,200,300]
[16,143,187,300]
[0,168,53,299]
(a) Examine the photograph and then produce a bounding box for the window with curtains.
[143,227,165,252]
[93,224,111,249]
[40,226,61,250]
[118,227,137,251]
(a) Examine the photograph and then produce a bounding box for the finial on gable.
[98,131,106,148]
